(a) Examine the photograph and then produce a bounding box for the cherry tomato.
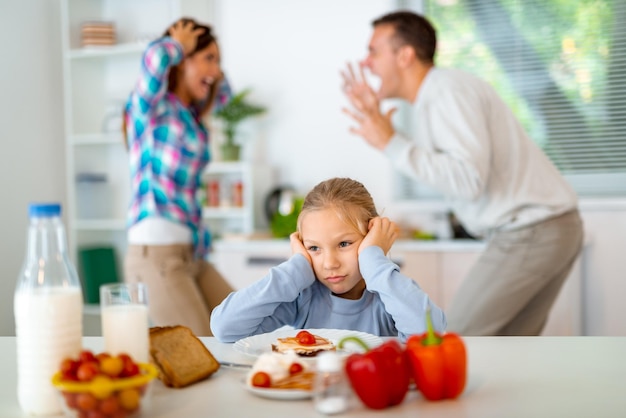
[251,372,272,388]
[79,350,97,364]
[62,391,78,409]
[90,376,113,400]
[76,361,100,382]
[76,392,98,411]
[100,356,124,378]
[95,352,111,363]
[118,388,140,411]
[296,330,316,345]
[289,362,304,375]
[120,360,140,378]
[99,395,120,415]
[60,358,80,380]
[114,353,139,378]
[117,353,133,364]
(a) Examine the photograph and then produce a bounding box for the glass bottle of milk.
[14,203,83,415]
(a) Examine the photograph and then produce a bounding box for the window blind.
[397,0,626,198]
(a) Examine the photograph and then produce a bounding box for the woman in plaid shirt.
[123,18,233,336]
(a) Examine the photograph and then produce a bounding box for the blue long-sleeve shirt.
[211,246,446,342]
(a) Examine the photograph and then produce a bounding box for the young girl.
[123,18,234,336]
[210,177,446,342]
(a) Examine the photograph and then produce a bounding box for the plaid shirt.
[124,37,232,258]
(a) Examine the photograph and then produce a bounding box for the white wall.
[213,0,397,208]
[1,0,625,336]
[0,1,66,335]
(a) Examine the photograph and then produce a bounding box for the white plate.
[233,328,383,358]
[243,381,312,400]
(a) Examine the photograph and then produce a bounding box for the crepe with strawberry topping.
[271,330,336,357]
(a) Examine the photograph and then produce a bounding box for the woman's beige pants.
[124,244,234,336]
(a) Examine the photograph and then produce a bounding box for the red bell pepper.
[337,336,410,410]
[406,308,467,401]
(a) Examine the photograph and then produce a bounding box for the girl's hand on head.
[358,217,399,255]
[168,19,205,56]
[290,232,312,264]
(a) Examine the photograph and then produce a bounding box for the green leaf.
[214,88,267,131]
[214,88,266,146]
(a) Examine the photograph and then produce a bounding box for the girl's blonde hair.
[297,178,378,236]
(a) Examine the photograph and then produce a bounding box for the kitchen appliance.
[264,187,303,238]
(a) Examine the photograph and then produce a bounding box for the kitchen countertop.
[1,336,625,417]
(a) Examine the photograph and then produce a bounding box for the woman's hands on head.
[358,217,399,255]
[290,232,312,264]
[168,19,205,56]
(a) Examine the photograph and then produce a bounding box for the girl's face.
[300,208,367,300]
[179,41,222,103]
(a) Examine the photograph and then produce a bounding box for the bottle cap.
[28,203,61,218]
[316,351,342,372]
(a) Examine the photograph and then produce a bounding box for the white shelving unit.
[60,0,215,281]
[202,161,274,239]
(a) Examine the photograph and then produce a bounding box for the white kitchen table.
[1,336,625,418]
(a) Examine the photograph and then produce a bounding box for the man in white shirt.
[341,10,584,335]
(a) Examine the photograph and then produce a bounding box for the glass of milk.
[100,283,149,363]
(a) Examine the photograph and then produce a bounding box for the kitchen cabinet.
[60,0,215,278]
[391,247,583,336]
[209,240,292,290]
[210,239,583,336]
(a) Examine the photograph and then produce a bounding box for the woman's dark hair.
[122,18,221,146]
[163,17,222,118]
[373,11,437,64]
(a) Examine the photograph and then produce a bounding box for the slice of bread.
[149,325,220,388]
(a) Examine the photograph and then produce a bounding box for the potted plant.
[214,88,266,161]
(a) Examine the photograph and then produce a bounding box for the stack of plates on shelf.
[81,21,116,47]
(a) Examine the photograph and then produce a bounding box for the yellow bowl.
[51,363,158,417]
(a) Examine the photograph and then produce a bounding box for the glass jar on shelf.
[207,179,220,207]
[231,180,244,207]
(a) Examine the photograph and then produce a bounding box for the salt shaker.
[313,351,350,415]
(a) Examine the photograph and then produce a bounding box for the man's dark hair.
[373,11,437,64]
